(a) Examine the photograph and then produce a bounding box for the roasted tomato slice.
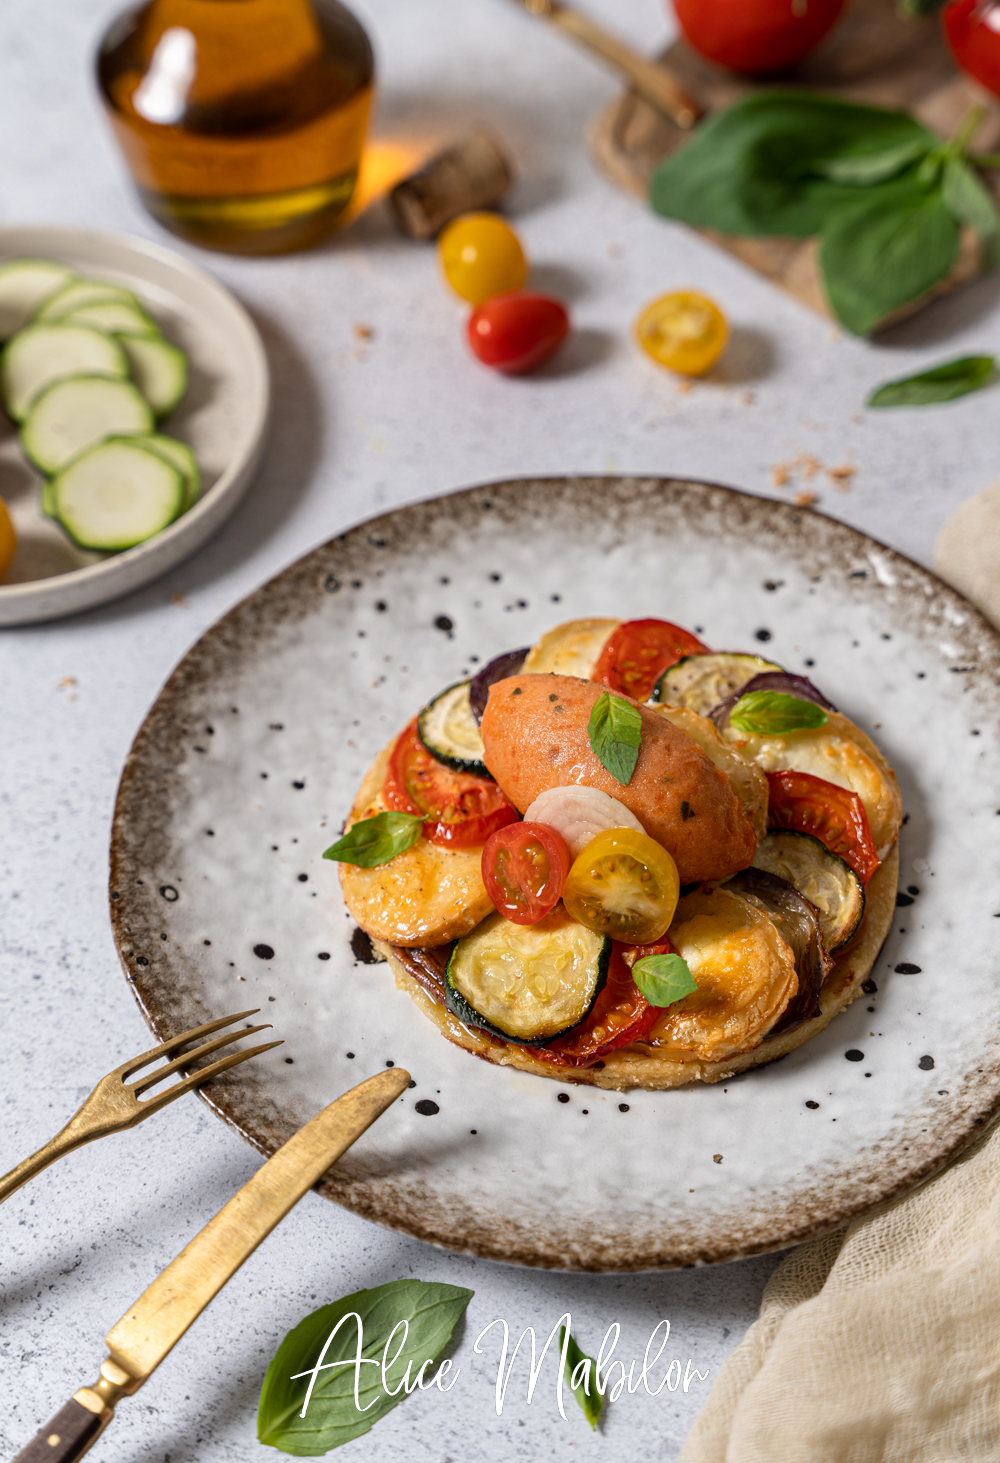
[593,618,709,700]
[482,821,572,924]
[384,719,518,848]
[766,769,879,885]
[531,942,662,1067]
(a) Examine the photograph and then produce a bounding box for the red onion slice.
[469,647,529,724]
[709,672,837,729]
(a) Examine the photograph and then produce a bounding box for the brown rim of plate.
[108,475,1000,1270]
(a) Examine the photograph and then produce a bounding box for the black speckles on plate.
[351,927,378,963]
[253,943,275,960]
[845,1050,864,1062]
[415,1099,440,1116]
[918,1055,936,1071]
[896,963,922,974]
[159,885,179,902]
[806,1100,820,1109]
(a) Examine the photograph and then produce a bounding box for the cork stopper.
[390,130,514,240]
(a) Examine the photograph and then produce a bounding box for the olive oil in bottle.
[97,0,374,255]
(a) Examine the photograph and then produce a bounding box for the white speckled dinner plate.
[0,224,269,626]
[109,477,1000,1271]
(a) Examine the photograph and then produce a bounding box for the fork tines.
[120,1009,283,1109]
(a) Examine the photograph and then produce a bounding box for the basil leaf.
[631,953,697,1008]
[728,690,829,735]
[820,181,960,335]
[588,692,642,785]
[649,92,936,238]
[868,354,995,407]
[897,0,945,13]
[258,1279,473,1455]
[943,157,1000,270]
[815,138,928,186]
[322,811,425,867]
[559,1326,602,1431]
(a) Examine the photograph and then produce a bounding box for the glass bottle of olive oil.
[97,0,374,255]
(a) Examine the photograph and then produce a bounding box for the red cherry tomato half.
[467,292,569,374]
[765,769,879,884]
[943,0,1000,99]
[531,940,670,1067]
[384,719,518,848]
[482,821,572,924]
[593,618,709,700]
[672,0,847,75]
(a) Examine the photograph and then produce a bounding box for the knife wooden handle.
[10,1398,112,1463]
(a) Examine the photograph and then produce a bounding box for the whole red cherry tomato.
[482,821,572,924]
[943,0,1000,99]
[384,719,518,848]
[672,0,847,75]
[467,292,569,374]
[765,769,879,884]
[593,618,709,700]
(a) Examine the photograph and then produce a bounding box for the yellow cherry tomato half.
[0,496,16,582]
[562,827,680,945]
[635,291,728,377]
[438,212,527,305]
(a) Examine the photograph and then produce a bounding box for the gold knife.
[11,1067,410,1463]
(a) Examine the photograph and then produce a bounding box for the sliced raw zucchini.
[1,324,127,421]
[653,652,783,715]
[36,279,139,321]
[118,333,188,417]
[418,680,488,775]
[752,830,865,953]
[445,907,611,1044]
[22,375,153,474]
[60,300,159,337]
[0,259,77,339]
[142,434,200,509]
[52,438,185,551]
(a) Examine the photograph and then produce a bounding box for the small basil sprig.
[631,953,697,1007]
[258,1280,473,1454]
[559,1326,602,1431]
[588,692,642,785]
[323,811,425,867]
[649,94,1000,336]
[868,354,995,408]
[728,690,828,735]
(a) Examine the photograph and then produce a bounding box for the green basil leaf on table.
[258,1279,473,1455]
[814,137,929,186]
[728,690,829,735]
[631,953,698,1008]
[867,354,996,407]
[559,1326,603,1431]
[819,181,960,335]
[322,810,425,867]
[942,157,1000,270]
[649,92,936,238]
[588,692,642,786]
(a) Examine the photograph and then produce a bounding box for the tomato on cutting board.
[481,821,572,924]
[383,719,518,848]
[672,0,847,74]
[594,618,709,700]
[766,768,879,884]
[943,0,1000,99]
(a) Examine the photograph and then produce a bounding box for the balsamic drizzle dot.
[385,1060,395,1067]
[159,886,179,902]
[434,615,453,632]
[918,1055,935,1071]
[346,1052,355,1059]
[318,952,330,960]
[415,1099,439,1116]
[896,963,922,974]
[558,1093,570,1104]
[845,1049,864,1062]
[297,874,308,882]
[755,628,772,642]
[618,1103,630,1112]
[805,1100,820,1109]
[351,927,378,963]
[408,1080,417,1089]
[253,943,275,960]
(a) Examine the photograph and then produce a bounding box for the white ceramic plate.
[110,477,1000,1270]
[0,224,269,626]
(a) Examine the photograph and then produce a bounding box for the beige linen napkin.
[680,490,1000,1463]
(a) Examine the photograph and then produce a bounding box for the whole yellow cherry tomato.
[438,212,527,305]
[635,291,728,377]
[562,828,680,945]
[0,496,16,582]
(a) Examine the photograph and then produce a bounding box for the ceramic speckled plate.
[0,224,269,626]
[110,477,1000,1271]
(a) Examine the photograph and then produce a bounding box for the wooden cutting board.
[587,0,1000,327]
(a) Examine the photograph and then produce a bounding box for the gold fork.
[0,1009,281,1205]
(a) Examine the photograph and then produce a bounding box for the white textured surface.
[2,0,1000,1458]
